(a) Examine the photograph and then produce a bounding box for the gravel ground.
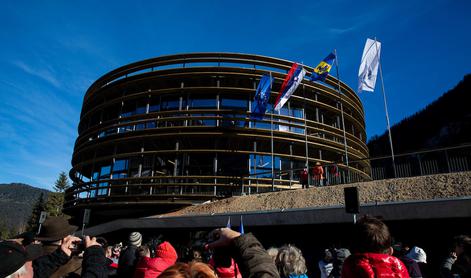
[161,171,471,217]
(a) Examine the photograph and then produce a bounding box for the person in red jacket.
[342,216,410,278]
[133,241,178,278]
[299,168,309,189]
[312,162,325,186]
[209,257,242,278]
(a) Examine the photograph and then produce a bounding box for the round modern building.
[65,53,370,221]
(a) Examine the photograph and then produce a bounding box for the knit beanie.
[155,241,178,261]
[128,232,142,247]
[406,246,427,263]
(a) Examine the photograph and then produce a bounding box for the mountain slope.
[368,74,471,156]
[0,183,50,234]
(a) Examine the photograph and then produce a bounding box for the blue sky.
[0,0,470,190]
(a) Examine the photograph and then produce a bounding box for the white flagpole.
[374,38,397,178]
[270,72,275,191]
[334,49,351,183]
[302,84,310,187]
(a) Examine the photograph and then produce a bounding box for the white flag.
[358,38,381,92]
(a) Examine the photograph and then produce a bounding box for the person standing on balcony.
[299,168,309,189]
[313,162,325,186]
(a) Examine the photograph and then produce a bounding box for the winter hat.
[407,246,427,263]
[0,241,42,277]
[35,216,77,242]
[128,232,142,247]
[155,241,178,261]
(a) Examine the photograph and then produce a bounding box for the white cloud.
[12,60,61,89]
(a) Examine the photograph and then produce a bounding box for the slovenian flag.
[310,52,336,82]
[274,63,306,112]
[251,74,273,120]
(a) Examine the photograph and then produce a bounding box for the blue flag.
[310,52,336,82]
[251,74,273,119]
[226,216,231,229]
[240,215,244,234]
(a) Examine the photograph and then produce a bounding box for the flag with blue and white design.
[251,74,273,120]
[358,38,381,92]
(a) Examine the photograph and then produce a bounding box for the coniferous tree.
[27,193,46,232]
[46,171,70,216]
[45,192,64,217]
[0,218,13,239]
[54,171,70,193]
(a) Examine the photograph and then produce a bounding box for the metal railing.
[64,143,471,209]
[368,143,471,180]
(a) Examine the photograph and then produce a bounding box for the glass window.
[252,119,271,130]
[161,97,180,111]
[89,185,97,198]
[190,114,216,126]
[120,103,134,118]
[113,159,128,172]
[291,125,305,134]
[190,98,216,109]
[135,106,146,115]
[97,182,108,196]
[279,107,289,116]
[92,171,99,181]
[129,157,141,177]
[278,119,289,132]
[221,114,246,128]
[149,97,160,112]
[135,123,145,130]
[291,108,304,119]
[99,165,111,180]
[217,153,248,176]
[249,155,281,178]
[141,156,153,177]
[118,125,134,133]
[221,98,248,110]
[78,192,88,199]
[186,154,214,175]
[146,121,156,129]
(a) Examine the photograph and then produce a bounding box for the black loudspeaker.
[344,187,359,214]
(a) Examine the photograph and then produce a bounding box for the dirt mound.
[160,171,471,217]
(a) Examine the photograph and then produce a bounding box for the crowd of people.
[1,215,470,278]
[299,162,341,188]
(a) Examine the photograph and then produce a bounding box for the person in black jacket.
[33,235,108,278]
[441,235,471,278]
[205,227,280,278]
[117,231,142,277]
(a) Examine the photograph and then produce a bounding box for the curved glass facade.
[65,53,370,218]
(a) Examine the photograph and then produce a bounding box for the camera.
[212,248,232,267]
[147,235,163,258]
[70,236,85,254]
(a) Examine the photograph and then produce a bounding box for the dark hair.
[351,216,392,254]
[96,237,108,248]
[453,235,471,248]
[464,240,471,259]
